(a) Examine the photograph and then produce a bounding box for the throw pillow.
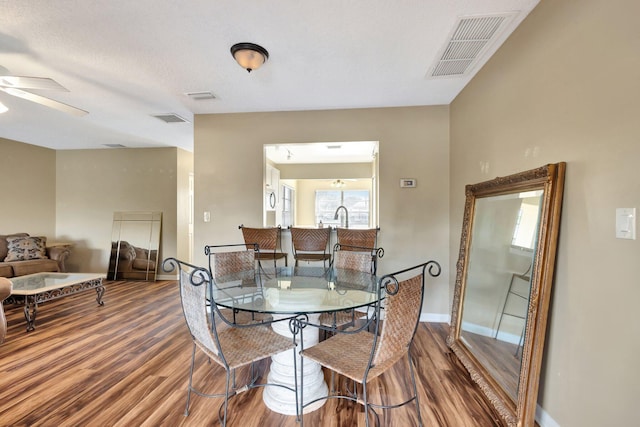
[4,236,49,261]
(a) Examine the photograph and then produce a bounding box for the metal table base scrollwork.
[6,273,105,331]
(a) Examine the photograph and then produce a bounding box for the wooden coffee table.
[7,272,105,331]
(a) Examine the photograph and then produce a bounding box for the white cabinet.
[265,164,280,212]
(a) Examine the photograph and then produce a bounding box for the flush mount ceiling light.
[332,179,346,188]
[230,42,269,73]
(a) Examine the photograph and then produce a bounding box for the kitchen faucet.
[334,205,349,228]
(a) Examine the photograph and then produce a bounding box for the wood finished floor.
[460,331,522,402]
[0,280,504,427]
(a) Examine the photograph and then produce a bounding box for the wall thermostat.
[400,178,417,188]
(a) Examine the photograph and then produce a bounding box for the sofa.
[108,240,158,280]
[0,233,71,278]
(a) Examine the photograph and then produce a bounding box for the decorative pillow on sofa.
[4,236,49,261]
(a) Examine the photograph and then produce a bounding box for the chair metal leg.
[184,343,197,416]
[293,345,300,422]
[363,380,370,427]
[408,351,423,427]
[222,370,231,427]
[300,345,305,427]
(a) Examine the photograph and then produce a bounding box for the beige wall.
[194,106,451,316]
[450,0,640,425]
[56,147,191,274]
[176,148,194,262]
[0,138,56,237]
[278,162,372,180]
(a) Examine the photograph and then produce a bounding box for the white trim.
[536,405,560,427]
[420,312,450,323]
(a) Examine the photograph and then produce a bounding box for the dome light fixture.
[230,42,269,73]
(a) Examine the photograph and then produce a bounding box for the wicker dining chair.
[204,243,271,325]
[290,227,331,267]
[319,243,384,332]
[239,225,288,268]
[336,228,379,251]
[163,258,298,426]
[298,261,441,427]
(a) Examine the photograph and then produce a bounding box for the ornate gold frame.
[448,163,566,427]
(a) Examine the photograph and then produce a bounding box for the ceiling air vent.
[429,13,516,78]
[104,143,126,148]
[152,113,189,123]
[185,91,216,100]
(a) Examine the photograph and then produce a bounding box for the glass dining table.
[211,265,381,416]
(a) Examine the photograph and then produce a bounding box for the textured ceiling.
[0,0,539,153]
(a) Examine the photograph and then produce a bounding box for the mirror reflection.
[459,190,542,401]
[108,211,162,281]
[448,163,565,427]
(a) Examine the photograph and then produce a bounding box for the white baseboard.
[420,313,450,323]
[536,405,560,427]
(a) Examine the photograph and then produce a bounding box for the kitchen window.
[315,190,370,228]
[281,185,294,228]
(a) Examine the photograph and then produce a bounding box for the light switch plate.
[203,211,211,223]
[615,208,636,240]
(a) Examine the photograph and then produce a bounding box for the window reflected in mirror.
[511,190,543,252]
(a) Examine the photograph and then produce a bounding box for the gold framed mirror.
[448,163,565,427]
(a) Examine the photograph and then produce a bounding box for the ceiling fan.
[0,75,88,116]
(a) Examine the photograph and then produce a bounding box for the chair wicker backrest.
[336,228,378,251]
[178,267,220,357]
[213,250,255,279]
[291,227,330,252]
[373,273,424,366]
[334,250,373,273]
[240,226,279,251]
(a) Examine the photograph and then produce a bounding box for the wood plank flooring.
[0,280,504,426]
[460,331,522,402]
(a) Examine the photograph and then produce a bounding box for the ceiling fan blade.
[1,87,88,116]
[0,76,69,91]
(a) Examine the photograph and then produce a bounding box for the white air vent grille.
[185,91,216,100]
[430,14,515,78]
[104,143,126,148]
[152,113,189,123]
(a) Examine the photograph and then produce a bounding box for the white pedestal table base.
[262,313,328,415]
